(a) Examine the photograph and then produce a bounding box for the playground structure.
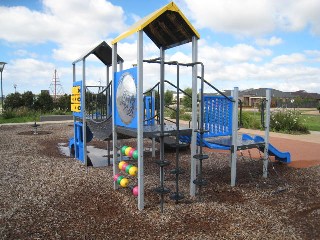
[69,1,291,211]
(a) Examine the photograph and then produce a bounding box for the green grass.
[0,110,72,124]
[0,115,40,124]
[301,114,320,131]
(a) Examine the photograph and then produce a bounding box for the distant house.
[204,88,319,108]
[239,88,293,107]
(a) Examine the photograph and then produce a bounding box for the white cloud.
[0,0,126,61]
[183,0,320,36]
[199,43,272,64]
[271,53,306,65]
[3,58,57,94]
[255,36,283,47]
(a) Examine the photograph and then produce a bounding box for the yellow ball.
[118,161,126,170]
[128,166,138,177]
[120,178,129,188]
[124,147,132,156]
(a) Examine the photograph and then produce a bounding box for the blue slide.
[242,134,291,163]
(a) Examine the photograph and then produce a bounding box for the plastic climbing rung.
[154,186,171,194]
[193,154,209,160]
[155,160,170,167]
[193,178,207,186]
[170,168,185,175]
[170,192,185,201]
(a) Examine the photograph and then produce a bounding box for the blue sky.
[0,0,319,96]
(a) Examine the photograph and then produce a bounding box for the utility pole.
[49,69,64,101]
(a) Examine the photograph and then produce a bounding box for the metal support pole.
[1,72,3,113]
[112,43,119,189]
[263,89,272,178]
[72,63,77,159]
[106,66,110,117]
[137,30,144,210]
[231,87,239,187]
[151,90,156,158]
[190,36,198,197]
[82,59,87,166]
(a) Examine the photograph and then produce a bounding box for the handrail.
[199,77,233,102]
[164,80,193,99]
[86,80,112,95]
[143,82,160,95]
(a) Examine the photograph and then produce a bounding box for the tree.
[21,91,34,109]
[4,92,23,110]
[164,90,173,106]
[181,88,192,109]
[34,91,54,112]
[57,94,71,111]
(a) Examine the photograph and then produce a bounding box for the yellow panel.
[72,86,81,95]
[111,1,200,44]
[71,94,81,104]
[71,103,81,112]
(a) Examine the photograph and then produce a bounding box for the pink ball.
[113,173,121,182]
[121,163,129,171]
[132,186,138,197]
[128,148,135,157]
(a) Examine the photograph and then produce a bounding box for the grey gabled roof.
[73,41,123,66]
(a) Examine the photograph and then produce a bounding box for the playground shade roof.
[112,2,200,50]
[73,41,123,66]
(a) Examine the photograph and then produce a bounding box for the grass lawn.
[0,115,39,124]
[302,114,320,131]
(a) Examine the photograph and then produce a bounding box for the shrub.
[2,107,37,119]
[241,111,261,129]
[270,108,309,134]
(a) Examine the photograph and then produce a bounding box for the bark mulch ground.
[0,123,319,239]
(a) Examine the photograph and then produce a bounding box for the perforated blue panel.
[203,96,233,137]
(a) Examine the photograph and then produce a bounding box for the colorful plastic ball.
[113,173,121,182]
[118,161,126,170]
[132,186,138,196]
[120,178,129,187]
[128,148,135,158]
[121,146,128,155]
[125,164,133,174]
[121,162,129,171]
[116,176,124,185]
[125,147,132,156]
[132,150,138,160]
[128,166,138,177]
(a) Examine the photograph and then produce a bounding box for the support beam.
[72,63,77,159]
[263,89,272,178]
[137,30,144,210]
[112,43,119,189]
[230,87,239,187]
[190,36,198,197]
[82,59,87,166]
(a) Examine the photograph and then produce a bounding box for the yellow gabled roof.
[112,1,200,49]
